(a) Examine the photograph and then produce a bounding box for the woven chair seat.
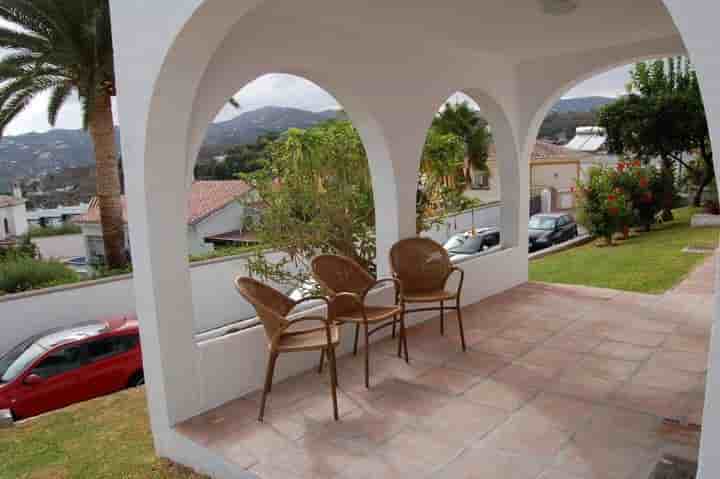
[403,289,457,303]
[277,323,341,352]
[337,305,402,323]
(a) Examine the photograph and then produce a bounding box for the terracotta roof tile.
[76,180,253,225]
[487,140,592,162]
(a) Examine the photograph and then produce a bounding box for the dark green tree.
[599,58,713,217]
[432,102,491,174]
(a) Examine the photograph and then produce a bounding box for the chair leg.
[440,301,445,336]
[318,348,325,374]
[396,315,403,358]
[392,320,397,339]
[328,346,339,421]
[456,298,467,352]
[353,323,360,355]
[364,322,371,389]
[400,311,409,363]
[259,351,278,422]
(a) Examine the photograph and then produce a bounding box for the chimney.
[12,182,22,200]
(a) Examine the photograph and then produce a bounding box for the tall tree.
[432,102,491,174]
[0,0,126,267]
[599,58,712,215]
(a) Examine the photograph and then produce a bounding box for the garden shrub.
[0,257,80,294]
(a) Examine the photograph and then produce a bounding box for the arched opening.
[188,73,376,337]
[418,92,502,260]
[526,58,715,467]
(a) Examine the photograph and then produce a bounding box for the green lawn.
[529,207,719,294]
[0,388,208,479]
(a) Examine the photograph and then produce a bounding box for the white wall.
[0,203,27,239]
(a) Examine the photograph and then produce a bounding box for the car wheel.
[129,371,145,388]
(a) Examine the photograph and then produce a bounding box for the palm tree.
[0,0,126,268]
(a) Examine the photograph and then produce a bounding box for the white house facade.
[106,1,720,477]
[0,185,28,241]
[77,180,257,263]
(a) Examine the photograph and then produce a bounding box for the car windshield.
[0,339,47,383]
[448,236,485,254]
[529,216,557,231]
[443,235,466,250]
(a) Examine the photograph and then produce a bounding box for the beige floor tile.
[433,447,547,479]
[515,346,585,375]
[499,325,557,344]
[444,349,508,376]
[381,427,463,471]
[609,383,688,420]
[481,409,573,457]
[603,328,667,347]
[591,340,656,361]
[649,350,709,374]
[564,356,641,382]
[418,398,510,446]
[475,337,535,360]
[463,378,539,412]
[543,333,605,353]
[662,333,710,354]
[631,365,703,394]
[412,366,485,395]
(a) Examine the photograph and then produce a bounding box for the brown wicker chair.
[311,254,406,388]
[234,277,340,421]
[389,237,467,351]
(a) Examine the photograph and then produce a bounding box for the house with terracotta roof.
[76,180,259,263]
[0,184,28,242]
[467,140,594,210]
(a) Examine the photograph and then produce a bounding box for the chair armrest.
[446,266,465,295]
[363,277,403,304]
[273,296,335,348]
[290,295,331,313]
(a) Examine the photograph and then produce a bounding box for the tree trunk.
[88,92,126,269]
[693,171,712,207]
[660,156,675,221]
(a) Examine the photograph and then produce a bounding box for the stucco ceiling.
[247,0,679,62]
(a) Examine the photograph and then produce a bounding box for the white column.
[365,108,430,278]
[660,2,720,477]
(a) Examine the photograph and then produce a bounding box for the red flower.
[639,177,649,188]
[608,194,617,202]
[633,160,641,168]
[608,206,620,216]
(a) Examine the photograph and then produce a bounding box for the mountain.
[0,106,342,182]
[204,106,341,147]
[552,96,615,114]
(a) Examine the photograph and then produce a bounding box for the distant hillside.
[552,96,615,114]
[0,106,342,182]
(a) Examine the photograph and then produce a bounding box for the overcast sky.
[3,65,633,137]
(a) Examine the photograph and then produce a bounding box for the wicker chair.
[311,254,406,388]
[389,237,467,351]
[234,277,340,421]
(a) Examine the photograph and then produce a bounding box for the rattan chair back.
[234,277,293,342]
[389,237,452,293]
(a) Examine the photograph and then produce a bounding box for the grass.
[0,257,81,295]
[27,223,82,238]
[0,388,209,479]
[529,207,720,294]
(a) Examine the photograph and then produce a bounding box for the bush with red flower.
[575,166,629,245]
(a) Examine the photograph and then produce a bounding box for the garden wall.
[0,203,502,354]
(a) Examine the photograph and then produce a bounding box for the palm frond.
[47,80,73,126]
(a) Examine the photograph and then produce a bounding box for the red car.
[0,315,142,421]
